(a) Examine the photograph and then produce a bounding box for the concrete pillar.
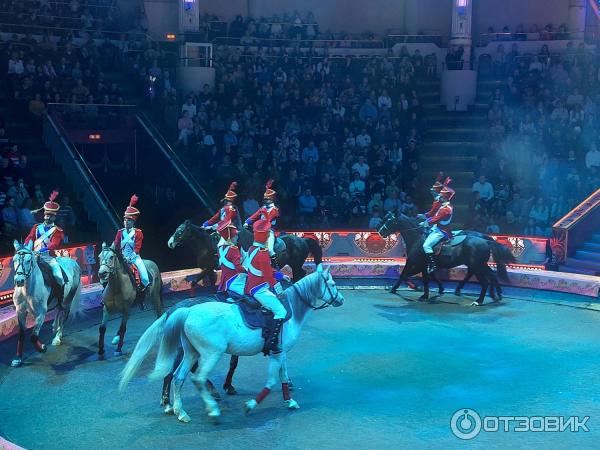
[247,0,256,18]
[179,0,200,32]
[450,0,473,66]
[569,0,586,40]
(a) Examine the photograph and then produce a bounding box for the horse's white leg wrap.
[191,350,222,419]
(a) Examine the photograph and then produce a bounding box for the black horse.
[167,219,323,284]
[377,212,515,305]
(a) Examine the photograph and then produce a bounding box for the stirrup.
[426,254,437,274]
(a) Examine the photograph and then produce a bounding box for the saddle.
[433,231,466,257]
[38,257,69,301]
[215,286,292,355]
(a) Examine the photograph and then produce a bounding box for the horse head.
[98,242,120,284]
[377,211,419,237]
[167,219,193,249]
[295,266,344,309]
[13,240,34,287]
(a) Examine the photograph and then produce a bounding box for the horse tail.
[119,312,168,390]
[148,307,191,381]
[63,260,84,322]
[490,241,516,282]
[305,237,323,271]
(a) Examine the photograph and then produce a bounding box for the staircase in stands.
[419,79,492,227]
[560,232,600,275]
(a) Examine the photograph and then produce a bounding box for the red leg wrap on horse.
[31,335,44,352]
[224,356,239,386]
[282,383,291,401]
[255,387,271,404]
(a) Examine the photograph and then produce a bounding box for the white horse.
[120,268,344,423]
[11,240,82,367]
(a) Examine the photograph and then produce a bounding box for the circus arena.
[1,1,600,449]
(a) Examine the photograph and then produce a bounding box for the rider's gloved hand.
[416,213,426,221]
[243,221,250,229]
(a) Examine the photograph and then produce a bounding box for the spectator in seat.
[506,191,529,223]
[2,197,19,238]
[585,144,600,170]
[298,188,317,227]
[7,178,29,208]
[56,195,76,232]
[472,175,494,208]
[351,155,370,179]
[18,198,36,233]
[242,193,260,218]
[499,210,520,234]
[177,111,194,147]
[349,172,366,199]
[368,208,383,229]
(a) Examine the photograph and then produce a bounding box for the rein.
[14,250,35,281]
[99,247,122,278]
[292,273,340,310]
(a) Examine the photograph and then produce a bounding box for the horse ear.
[184,219,191,225]
[102,242,107,249]
[316,263,324,273]
[13,240,21,251]
[25,241,33,251]
[110,242,115,250]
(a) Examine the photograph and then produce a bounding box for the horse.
[10,240,82,367]
[167,219,323,283]
[97,243,163,357]
[377,212,515,305]
[119,268,344,423]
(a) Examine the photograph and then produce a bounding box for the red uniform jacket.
[217,244,246,292]
[246,205,279,228]
[114,228,143,254]
[244,245,276,295]
[206,205,237,226]
[25,223,64,255]
[425,198,441,218]
[427,203,453,235]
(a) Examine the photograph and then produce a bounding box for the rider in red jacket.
[216,219,246,293]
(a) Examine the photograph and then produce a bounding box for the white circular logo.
[451,408,482,440]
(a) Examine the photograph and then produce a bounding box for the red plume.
[265,179,274,189]
[49,190,59,202]
[129,194,138,207]
[228,182,238,191]
[443,177,452,186]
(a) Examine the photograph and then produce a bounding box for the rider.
[24,190,65,305]
[244,219,287,354]
[216,218,246,295]
[420,185,455,273]
[202,182,242,243]
[417,175,451,223]
[114,195,149,295]
[244,179,280,268]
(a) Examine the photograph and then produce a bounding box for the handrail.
[45,112,121,233]
[0,21,149,39]
[136,110,217,213]
[479,30,581,46]
[211,35,385,48]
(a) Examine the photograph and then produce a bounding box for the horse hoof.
[223,385,237,396]
[114,350,123,357]
[454,289,462,296]
[38,344,47,353]
[98,351,106,360]
[285,399,300,410]
[208,410,221,424]
[11,358,23,368]
[389,288,397,294]
[438,289,445,296]
[418,295,429,301]
[111,336,120,345]
[52,337,61,346]
[210,389,222,401]
[177,412,191,423]
[164,404,174,415]
[244,399,257,414]
[470,301,482,307]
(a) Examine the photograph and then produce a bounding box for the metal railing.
[0,21,148,40]
[211,35,385,49]
[479,30,580,46]
[386,33,443,46]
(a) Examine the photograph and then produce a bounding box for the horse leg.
[455,269,473,296]
[172,339,199,423]
[189,349,223,421]
[98,305,109,358]
[223,355,239,395]
[419,271,430,301]
[190,361,221,401]
[30,305,48,354]
[471,270,489,306]
[52,301,68,346]
[162,350,183,412]
[245,352,283,414]
[278,352,299,409]
[114,312,128,356]
[431,271,444,296]
[11,306,27,367]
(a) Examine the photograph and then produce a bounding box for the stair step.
[591,234,600,243]
[574,251,600,262]
[564,257,600,271]
[583,242,600,253]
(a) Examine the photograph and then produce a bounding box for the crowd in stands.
[156,44,437,230]
[482,23,572,43]
[0,0,148,36]
[473,41,600,236]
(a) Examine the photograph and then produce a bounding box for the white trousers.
[40,254,64,286]
[253,284,287,319]
[267,230,275,256]
[128,254,149,287]
[423,226,446,254]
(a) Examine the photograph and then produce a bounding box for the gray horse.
[97,243,163,357]
[11,240,82,367]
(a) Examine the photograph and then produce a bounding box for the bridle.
[377,213,423,236]
[293,272,341,310]
[99,246,119,278]
[14,249,35,281]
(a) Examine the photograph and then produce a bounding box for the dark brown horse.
[377,212,515,305]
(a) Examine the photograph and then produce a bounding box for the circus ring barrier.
[0,232,599,342]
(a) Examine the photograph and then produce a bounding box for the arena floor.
[1,288,600,450]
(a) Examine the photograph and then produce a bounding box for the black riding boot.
[263,319,284,355]
[426,254,437,274]
[270,254,280,270]
[136,285,148,310]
